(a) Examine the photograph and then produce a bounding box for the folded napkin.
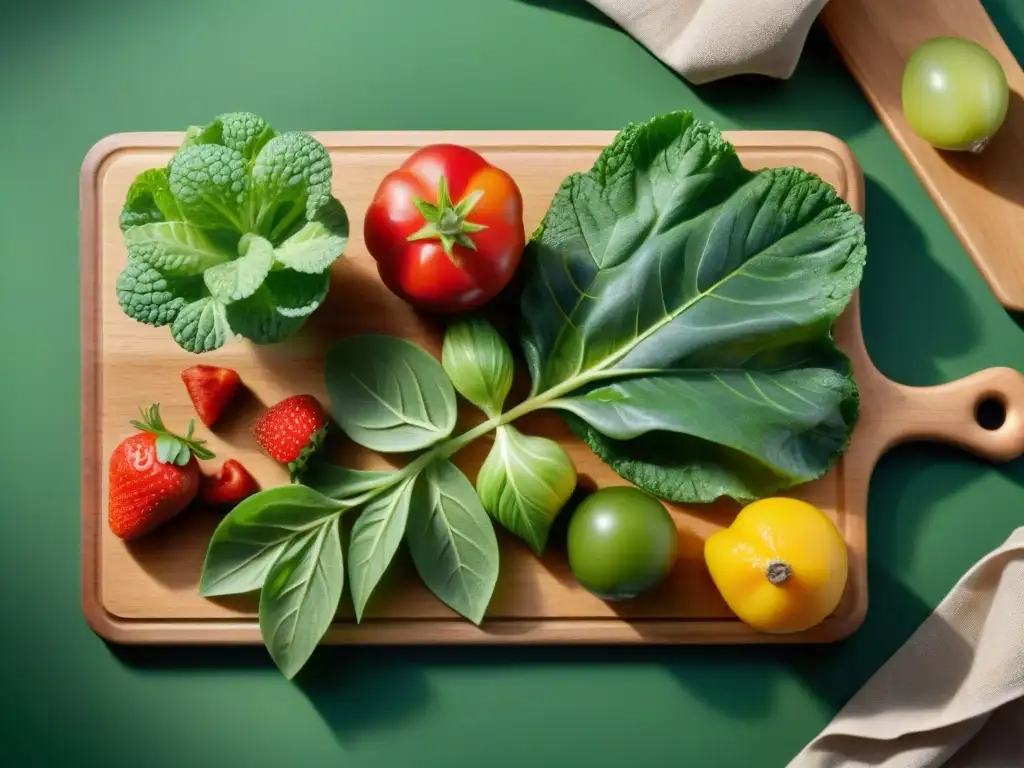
[585,0,829,84]
[788,526,1024,767]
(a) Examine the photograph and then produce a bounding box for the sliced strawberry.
[253,394,328,478]
[199,459,260,507]
[181,365,241,428]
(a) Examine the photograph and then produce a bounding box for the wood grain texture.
[822,0,1024,310]
[80,130,1024,645]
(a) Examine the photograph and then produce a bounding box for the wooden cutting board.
[822,0,1024,311]
[80,129,1024,645]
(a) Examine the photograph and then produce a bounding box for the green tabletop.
[3,1,1023,765]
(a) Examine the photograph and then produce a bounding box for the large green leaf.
[203,233,274,303]
[259,516,344,679]
[519,111,865,502]
[407,461,499,623]
[325,335,458,453]
[119,168,183,231]
[199,485,345,597]
[171,296,232,353]
[124,221,230,276]
[274,197,349,274]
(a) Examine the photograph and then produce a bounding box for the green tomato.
[901,36,1009,152]
[566,486,678,601]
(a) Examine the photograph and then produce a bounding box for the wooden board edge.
[79,128,869,646]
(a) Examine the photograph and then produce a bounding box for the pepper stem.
[765,559,793,585]
[407,175,488,261]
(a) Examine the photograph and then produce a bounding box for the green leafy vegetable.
[325,335,458,453]
[116,111,348,354]
[408,461,499,623]
[476,426,577,555]
[442,318,515,418]
[259,516,344,679]
[348,476,417,621]
[302,462,395,499]
[519,111,865,501]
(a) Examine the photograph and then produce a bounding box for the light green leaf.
[441,318,514,418]
[124,221,229,276]
[348,476,416,621]
[519,110,865,502]
[259,516,344,679]
[168,143,249,231]
[199,485,345,597]
[325,335,458,453]
[119,168,182,231]
[476,426,577,555]
[251,131,333,241]
[224,288,305,345]
[302,462,395,500]
[408,461,499,623]
[203,233,274,303]
[171,296,232,353]
[264,269,330,318]
[274,197,349,274]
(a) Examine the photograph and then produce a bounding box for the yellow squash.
[704,497,848,634]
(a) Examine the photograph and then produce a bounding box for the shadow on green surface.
[857,178,982,384]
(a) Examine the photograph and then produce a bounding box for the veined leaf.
[476,426,577,555]
[204,233,274,303]
[348,476,416,621]
[519,111,865,502]
[302,461,396,501]
[199,485,344,597]
[442,318,514,418]
[171,296,232,353]
[119,168,183,231]
[408,461,499,623]
[325,335,458,453]
[274,197,349,274]
[124,221,230,276]
[259,516,344,679]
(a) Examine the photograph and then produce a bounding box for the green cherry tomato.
[901,36,1009,152]
[567,486,678,601]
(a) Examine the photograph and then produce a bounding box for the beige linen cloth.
[585,0,829,83]
[786,526,1024,767]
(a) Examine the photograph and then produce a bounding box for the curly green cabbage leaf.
[116,112,348,353]
[519,111,866,503]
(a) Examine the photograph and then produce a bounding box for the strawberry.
[181,364,241,427]
[108,404,215,540]
[199,459,260,507]
[253,394,328,478]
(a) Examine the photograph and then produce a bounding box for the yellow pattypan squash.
[704,497,848,634]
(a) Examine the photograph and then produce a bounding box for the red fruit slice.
[181,365,241,428]
[199,459,260,507]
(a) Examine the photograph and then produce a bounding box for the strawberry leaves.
[129,403,215,465]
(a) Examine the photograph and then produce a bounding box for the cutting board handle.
[880,367,1024,462]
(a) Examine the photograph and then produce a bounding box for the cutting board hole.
[975,397,1007,431]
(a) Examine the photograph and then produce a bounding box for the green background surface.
[2,1,1023,766]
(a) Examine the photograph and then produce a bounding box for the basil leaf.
[199,485,344,597]
[476,426,577,555]
[348,476,416,621]
[520,111,865,502]
[259,515,344,680]
[325,335,458,453]
[302,461,395,500]
[441,318,514,418]
[407,461,499,624]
